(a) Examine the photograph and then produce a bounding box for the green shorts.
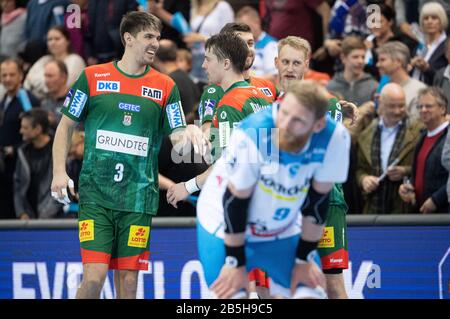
[78,202,152,270]
[317,185,349,271]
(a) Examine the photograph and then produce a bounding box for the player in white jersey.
[197,80,351,299]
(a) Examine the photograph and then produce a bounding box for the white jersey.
[197,105,351,242]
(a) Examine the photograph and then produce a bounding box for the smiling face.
[125,28,161,66]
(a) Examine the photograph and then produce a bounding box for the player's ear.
[223,58,231,71]
[124,32,133,46]
[312,116,326,133]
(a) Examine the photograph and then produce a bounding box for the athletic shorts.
[317,202,349,271]
[197,222,327,299]
[78,202,152,270]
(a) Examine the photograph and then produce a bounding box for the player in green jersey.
[51,12,207,299]
[275,36,357,299]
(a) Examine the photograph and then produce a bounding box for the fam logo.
[128,225,150,248]
[142,86,162,101]
[97,81,120,92]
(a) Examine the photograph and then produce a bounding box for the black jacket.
[411,126,449,212]
[14,137,63,218]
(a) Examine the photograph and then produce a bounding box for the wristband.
[184,177,200,194]
[224,245,246,268]
[296,238,318,262]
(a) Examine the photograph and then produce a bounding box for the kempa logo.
[94,72,111,78]
[96,130,149,157]
[142,86,162,101]
[97,81,120,92]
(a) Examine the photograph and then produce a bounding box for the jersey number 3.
[114,163,124,182]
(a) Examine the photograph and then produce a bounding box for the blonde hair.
[277,36,311,61]
[420,2,448,33]
[287,80,329,119]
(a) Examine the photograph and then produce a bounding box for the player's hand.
[339,100,359,125]
[290,261,326,296]
[420,197,437,214]
[184,124,210,156]
[361,175,379,193]
[166,182,189,208]
[51,173,75,205]
[387,165,406,181]
[211,266,248,299]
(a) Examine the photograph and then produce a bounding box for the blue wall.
[0,226,449,299]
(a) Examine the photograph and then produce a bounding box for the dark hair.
[205,33,249,74]
[119,11,162,46]
[379,3,395,23]
[156,40,178,62]
[220,22,252,35]
[48,25,72,53]
[0,57,24,74]
[20,109,49,134]
[45,59,68,77]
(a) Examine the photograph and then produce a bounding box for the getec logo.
[97,81,120,92]
[141,86,162,101]
[128,225,150,248]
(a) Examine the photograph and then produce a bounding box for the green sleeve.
[162,84,186,135]
[61,71,90,122]
[199,85,223,125]
[327,97,343,123]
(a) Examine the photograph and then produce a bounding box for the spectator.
[356,83,422,214]
[156,39,200,116]
[41,59,70,131]
[25,0,69,50]
[24,25,85,100]
[147,0,191,49]
[433,38,450,112]
[328,0,368,39]
[364,3,418,80]
[327,36,378,106]
[176,48,192,73]
[0,0,27,58]
[85,0,138,64]
[14,108,63,219]
[377,41,427,120]
[264,0,331,52]
[411,1,448,85]
[235,5,278,81]
[65,129,84,216]
[184,0,234,90]
[399,86,449,213]
[64,0,89,60]
[0,58,39,219]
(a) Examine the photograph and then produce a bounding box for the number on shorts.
[114,163,124,182]
[273,208,290,221]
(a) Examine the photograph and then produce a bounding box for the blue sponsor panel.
[0,226,449,299]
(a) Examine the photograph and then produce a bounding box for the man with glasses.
[356,83,422,214]
[399,87,449,213]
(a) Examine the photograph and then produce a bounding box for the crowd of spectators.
[1,0,450,219]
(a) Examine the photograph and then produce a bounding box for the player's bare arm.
[210,182,254,299]
[51,115,77,203]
